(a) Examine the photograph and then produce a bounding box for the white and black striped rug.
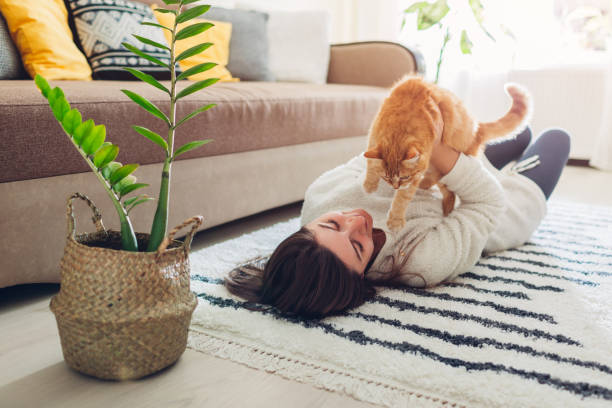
[188,200,612,408]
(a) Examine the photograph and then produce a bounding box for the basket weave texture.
[50,193,201,380]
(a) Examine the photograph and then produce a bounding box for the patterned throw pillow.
[65,0,177,80]
[0,13,27,79]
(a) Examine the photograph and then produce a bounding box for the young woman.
[225,127,571,318]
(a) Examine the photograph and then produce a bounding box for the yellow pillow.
[0,0,91,80]
[152,5,237,82]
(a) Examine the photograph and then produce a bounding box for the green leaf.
[120,183,149,197]
[172,139,212,160]
[141,21,172,32]
[175,104,215,128]
[124,196,139,207]
[113,175,137,194]
[468,0,495,41]
[176,42,213,62]
[101,161,122,180]
[468,0,484,23]
[110,164,139,185]
[182,0,204,4]
[176,78,219,100]
[51,96,70,121]
[34,74,51,98]
[176,62,217,80]
[132,125,169,151]
[122,42,169,68]
[121,89,169,124]
[47,87,65,105]
[82,124,106,155]
[404,1,428,14]
[129,197,154,206]
[93,144,119,168]
[123,67,169,94]
[417,0,449,30]
[126,197,154,213]
[162,0,180,4]
[176,5,210,24]
[133,34,170,51]
[176,22,214,41]
[460,30,473,54]
[61,109,82,135]
[124,194,149,206]
[153,7,177,15]
[73,119,95,145]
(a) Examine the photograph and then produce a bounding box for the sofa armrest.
[327,41,426,88]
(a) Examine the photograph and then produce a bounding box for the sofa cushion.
[204,7,273,82]
[0,13,26,79]
[0,80,387,183]
[65,0,175,80]
[152,5,236,82]
[265,10,330,84]
[235,5,331,84]
[0,0,91,80]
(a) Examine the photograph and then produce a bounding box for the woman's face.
[305,209,375,276]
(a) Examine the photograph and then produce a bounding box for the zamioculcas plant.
[34,75,150,252]
[34,0,219,253]
[122,0,218,252]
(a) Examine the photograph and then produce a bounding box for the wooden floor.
[1,164,611,408]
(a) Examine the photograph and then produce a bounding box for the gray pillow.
[0,14,27,79]
[205,7,273,81]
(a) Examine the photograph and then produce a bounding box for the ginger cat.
[363,76,531,232]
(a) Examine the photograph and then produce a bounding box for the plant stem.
[435,26,451,84]
[147,159,171,251]
[146,4,180,252]
[71,133,138,251]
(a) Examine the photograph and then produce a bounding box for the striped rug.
[187,200,612,408]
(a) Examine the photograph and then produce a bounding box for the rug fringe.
[187,329,466,408]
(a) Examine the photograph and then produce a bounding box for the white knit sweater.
[300,153,547,287]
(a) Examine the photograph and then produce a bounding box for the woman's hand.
[430,141,460,176]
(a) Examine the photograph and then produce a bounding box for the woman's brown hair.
[224,227,377,318]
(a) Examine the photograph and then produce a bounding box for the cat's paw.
[363,180,378,194]
[387,216,405,232]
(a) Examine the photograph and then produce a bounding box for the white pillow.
[236,5,331,84]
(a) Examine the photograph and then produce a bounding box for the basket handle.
[66,192,106,238]
[156,215,203,256]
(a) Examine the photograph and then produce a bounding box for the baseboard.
[567,158,591,167]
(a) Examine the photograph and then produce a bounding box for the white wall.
[214,0,403,44]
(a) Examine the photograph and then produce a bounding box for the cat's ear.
[403,147,420,164]
[364,146,382,160]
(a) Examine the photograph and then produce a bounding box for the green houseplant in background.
[402,0,512,83]
[40,0,220,381]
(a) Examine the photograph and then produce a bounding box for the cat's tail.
[472,83,532,150]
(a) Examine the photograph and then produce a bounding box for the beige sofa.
[0,41,422,288]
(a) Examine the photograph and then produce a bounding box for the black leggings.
[483,127,571,199]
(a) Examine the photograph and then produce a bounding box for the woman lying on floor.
[224,127,571,318]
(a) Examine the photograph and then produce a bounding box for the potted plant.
[40,0,219,380]
[402,0,513,83]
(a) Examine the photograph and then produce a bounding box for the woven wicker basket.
[50,193,202,380]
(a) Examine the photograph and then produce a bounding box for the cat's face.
[364,146,425,189]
